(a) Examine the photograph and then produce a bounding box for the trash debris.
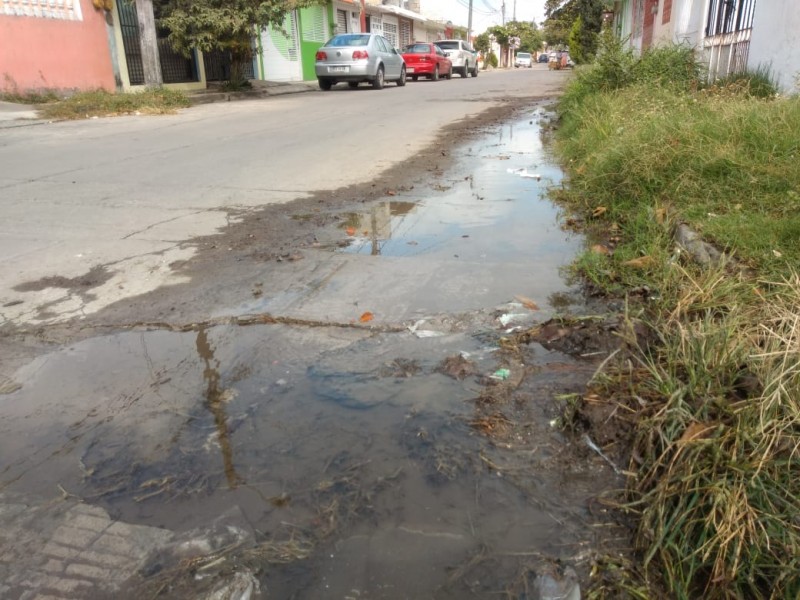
[514,294,540,311]
[407,319,446,338]
[359,311,374,323]
[535,566,581,600]
[591,206,607,218]
[583,434,622,475]
[490,368,511,380]
[506,167,541,180]
[590,244,611,256]
[203,571,260,600]
[345,226,356,236]
[621,255,654,268]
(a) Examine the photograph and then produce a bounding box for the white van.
[514,52,533,68]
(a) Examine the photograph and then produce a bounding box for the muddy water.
[0,110,612,597]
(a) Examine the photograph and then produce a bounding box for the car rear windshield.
[402,44,431,54]
[435,41,460,50]
[517,53,531,58]
[328,34,370,47]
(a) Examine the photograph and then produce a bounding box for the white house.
[612,0,800,93]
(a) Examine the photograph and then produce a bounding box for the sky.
[428,0,547,33]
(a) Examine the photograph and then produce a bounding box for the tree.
[544,0,605,60]
[473,32,491,55]
[160,0,323,87]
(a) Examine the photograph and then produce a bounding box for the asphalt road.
[0,67,568,328]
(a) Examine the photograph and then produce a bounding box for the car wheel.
[460,65,468,78]
[318,78,332,91]
[372,65,385,90]
[445,70,452,80]
[348,81,359,89]
[431,65,439,81]
[471,65,479,77]
[396,66,406,87]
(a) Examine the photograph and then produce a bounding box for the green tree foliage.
[544,0,605,59]
[473,32,490,54]
[160,0,322,86]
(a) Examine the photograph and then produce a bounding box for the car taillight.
[315,51,327,61]
[352,50,369,60]
[419,56,430,62]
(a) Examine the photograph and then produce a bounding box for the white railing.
[1,0,82,21]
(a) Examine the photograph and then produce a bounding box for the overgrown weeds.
[555,39,800,599]
[38,88,189,120]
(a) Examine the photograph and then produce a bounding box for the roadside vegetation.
[554,33,800,599]
[37,88,190,120]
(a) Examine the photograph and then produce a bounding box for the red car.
[400,42,453,81]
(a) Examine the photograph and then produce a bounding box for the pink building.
[0,0,115,93]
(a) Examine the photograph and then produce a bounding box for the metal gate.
[204,50,255,82]
[117,1,198,86]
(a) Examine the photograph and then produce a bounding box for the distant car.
[315,33,406,90]
[537,53,549,63]
[514,52,533,68]
[401,42,453,81]
[434,39,478,78]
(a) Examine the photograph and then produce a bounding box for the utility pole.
[501,0,505,26]
[467,0,473,42]
[513,0,516,22]
[135,0,162,88]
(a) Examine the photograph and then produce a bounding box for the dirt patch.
[13,265,112,294]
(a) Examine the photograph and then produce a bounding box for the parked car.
[401,42,452,81]
[433,40,478,78]
[315,33,406,90]
[537,53,549,63]
[514,52,533,68]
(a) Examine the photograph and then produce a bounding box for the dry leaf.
[655,207,667,224]
[514,295,540,311]
[678,422,715,444]
[591,206,607,218]
[773,249,783,258]
[387,190,397,196]
[622,255,655,268]
[591,244,611,256]
[359,311,374,323]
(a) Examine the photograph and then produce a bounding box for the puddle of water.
[0,110,613,597]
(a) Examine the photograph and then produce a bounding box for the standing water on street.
[0,108,623,599]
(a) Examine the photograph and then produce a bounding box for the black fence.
[705,0,756,37]
[203,50,256,82]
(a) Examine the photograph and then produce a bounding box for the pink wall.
[0,0,115,93]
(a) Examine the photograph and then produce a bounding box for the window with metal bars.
[705,0,756,36]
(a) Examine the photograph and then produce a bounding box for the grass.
[38,88,189,120]
[554,40,800,598]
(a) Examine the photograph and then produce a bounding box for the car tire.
[372,65,385,90]
[460,64,468,78]
[348,81,359,89]
[396,66,406,87]
[431,65,439,81]
[471,65,479,77]
[318,78,333,91]
[445,70,452,80]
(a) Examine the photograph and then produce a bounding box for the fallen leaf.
[359,311,374,323]
[363,230,369,235]
[678,422,715,444]
[387,190,397,196]
[655,207,667,224]
[591,206,607,218]
[345,227,356,236]
[514,295,540,311]
[591,244,611,256]
[622,255,655,268]
[773,249,783,258]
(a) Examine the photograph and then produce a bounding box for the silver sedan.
[315,33,407,90]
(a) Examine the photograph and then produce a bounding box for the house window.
[336,8,348,34]
[662,0,672,25]
[705,0,756,36]
[1,0,82,20]
[383,21,398,48]
[400,19,411,48]
[303,5,326,42]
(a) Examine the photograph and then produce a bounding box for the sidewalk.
[186,79,319,105]
[0,101,42,127]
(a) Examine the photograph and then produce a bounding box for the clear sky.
[428,0,547,33]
